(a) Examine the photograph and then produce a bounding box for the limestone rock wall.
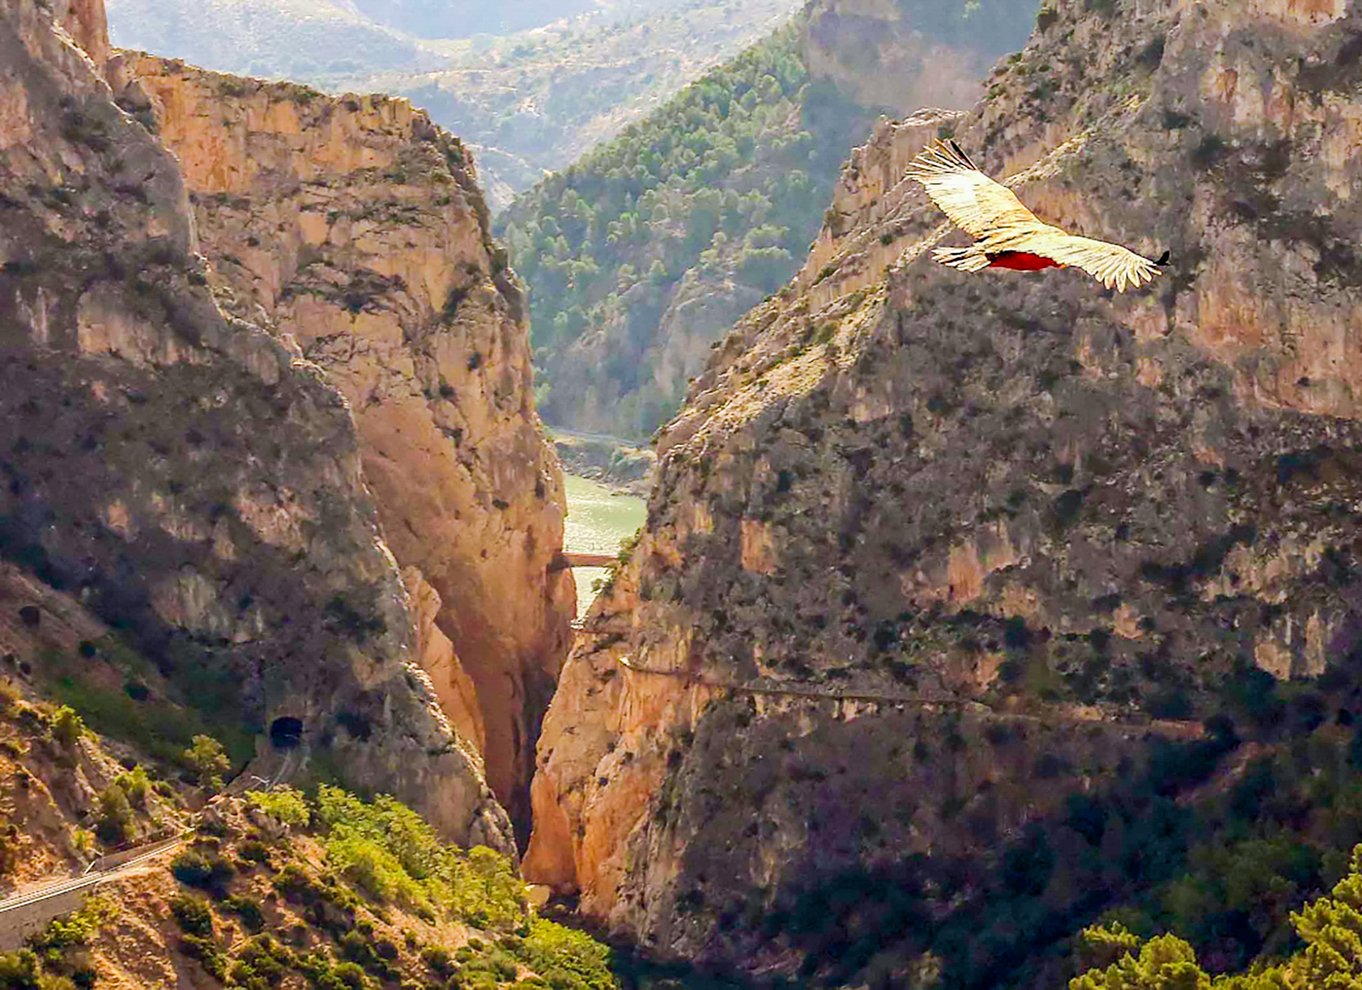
[0,0,511,851]
[527,0,1362,980]
[801,0,1041,113]
[111,54,576,836]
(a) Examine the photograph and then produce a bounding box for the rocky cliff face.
[54,0,110,68]
[0,0,512,850]
[802,0,1041,112]
[528,0,1362,983]
[108,54,576,837]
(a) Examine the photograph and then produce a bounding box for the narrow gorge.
[7,0,1362,987]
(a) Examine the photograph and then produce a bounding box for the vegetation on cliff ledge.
[171,785,619,989]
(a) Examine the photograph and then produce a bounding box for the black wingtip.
[949,139,978,170]
[1155,250,1171,267]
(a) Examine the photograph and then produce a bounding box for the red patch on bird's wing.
[988,251,1060,272]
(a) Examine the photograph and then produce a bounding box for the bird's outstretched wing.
[906,140,1040,239]
[1018,231,1164,293]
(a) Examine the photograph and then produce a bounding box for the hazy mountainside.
[365,0,804,206]
[107,0,435,79]
[500,0,1042,441]
[111,52,576,844]
[526,0,1362,987]
[347,0,596,39]
[803,0,1046,110]
[105,0,802,205]
[0,0,516,848]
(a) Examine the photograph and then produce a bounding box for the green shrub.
[182,735,230,792]
[272,864,360,936]
[0,825,17,875]
[272,863,321,902]
[238,840,272,865]
[228,934,294,989]
[170,848,234,893]
[178,932,226,979]
[113,766,152,808]
[300,952,371,990]
[0,949,40,986]
[246,786,309,826]
[325,833,429,910]
[94,784,134,845]
[314,786,527,928]
[0,679,19,714]
[169,893,214,937]
[222,894,264,932]
[420,944,454,977]
[521,918,617,990]
[49,707,84,749]
[30,896,117,953]
[337,931,398,979]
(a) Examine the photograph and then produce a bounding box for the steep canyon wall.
[528,0,1362,982]
[110,55,576,835]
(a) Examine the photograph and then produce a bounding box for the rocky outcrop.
[54,0,110,69]
[108,54,576,837]
[528,0,1362,983]
[552,433,656,497]
[0,0,511,850]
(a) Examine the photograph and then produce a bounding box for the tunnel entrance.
[269,716,304,750]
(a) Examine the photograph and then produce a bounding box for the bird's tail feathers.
[932,244,992,273]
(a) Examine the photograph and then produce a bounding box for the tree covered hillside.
[499,23,873,438]
[1069,843,1362,989]
[500,0,1041,440]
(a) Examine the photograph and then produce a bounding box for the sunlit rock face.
[0,0,511,851]
[527,0,1362,982]
[111,54,576,838]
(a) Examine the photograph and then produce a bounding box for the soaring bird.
[906,140,1167,293]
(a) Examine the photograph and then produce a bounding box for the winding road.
[0,746,300,948]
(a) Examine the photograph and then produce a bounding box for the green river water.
[563,474,647,616]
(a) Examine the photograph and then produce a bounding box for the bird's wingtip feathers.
[906,138,983,180]
[948,139,978,170]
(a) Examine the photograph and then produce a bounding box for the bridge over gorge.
[550,552,617,571]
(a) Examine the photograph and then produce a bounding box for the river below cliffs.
[563,474,646,616]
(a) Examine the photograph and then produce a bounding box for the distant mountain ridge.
[348,0,597,39]
[105,0,802,203]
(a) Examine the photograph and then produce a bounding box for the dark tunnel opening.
[269,716,304,750]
